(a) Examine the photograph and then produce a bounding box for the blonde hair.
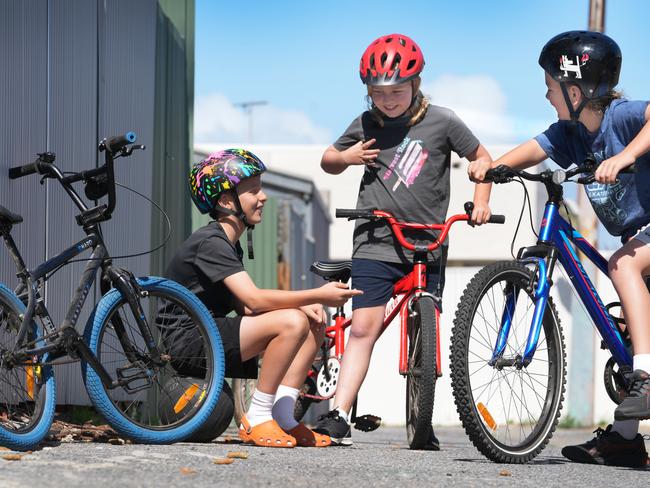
[366,76,429,128]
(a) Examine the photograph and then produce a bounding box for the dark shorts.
[160,311,258,380]
[351,258,445,310]
[215,315,258,379]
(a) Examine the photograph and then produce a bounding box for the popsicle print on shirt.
[383,137,428,191]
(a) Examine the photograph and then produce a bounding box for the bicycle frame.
[1,142,163,390]
[307,210,473,400]
[492,201,631,369]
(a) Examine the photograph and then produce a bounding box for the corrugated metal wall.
[0,0,193,405]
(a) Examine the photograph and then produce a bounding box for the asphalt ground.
[0,425,647,487]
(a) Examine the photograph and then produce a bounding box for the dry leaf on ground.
[2,454,23,461]
[180,467,197,475]
[213,458,234,465]
[226,451,248,459]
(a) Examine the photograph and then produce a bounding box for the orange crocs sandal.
[286,422,331,447]
[239,416,296,448]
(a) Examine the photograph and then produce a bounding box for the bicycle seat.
[0,205,23,225]
[310,260,352,283]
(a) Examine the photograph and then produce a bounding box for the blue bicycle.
[450,160,633,463]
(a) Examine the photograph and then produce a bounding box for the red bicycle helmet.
[359,34,425,86]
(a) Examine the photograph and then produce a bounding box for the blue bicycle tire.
[0,283,56,451]
[82,277,224,444]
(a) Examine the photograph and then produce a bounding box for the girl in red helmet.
[470,31,650,468]
[314,33,494,447]
[166,149,362,448]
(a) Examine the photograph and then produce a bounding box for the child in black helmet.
[470,30,650,468]
[314,33,494,447]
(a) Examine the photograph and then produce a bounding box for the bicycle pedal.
[353,414,381,432]
[116,361,154,393]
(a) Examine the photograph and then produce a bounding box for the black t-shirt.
[165,221,244,317]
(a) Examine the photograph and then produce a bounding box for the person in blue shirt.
[470,31,650,468]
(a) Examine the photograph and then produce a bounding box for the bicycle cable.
[41,179,173,276]
[509,177,539,259]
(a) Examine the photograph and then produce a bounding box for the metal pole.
[567,0,607,428]
[234,100,268,143]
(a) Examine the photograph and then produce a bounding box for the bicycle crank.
[316,357,341,397]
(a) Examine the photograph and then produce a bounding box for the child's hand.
[470,201,492,225]
[468,159,492,182]
[300,304,325,325]
[342,139,380,166]
[319,282,363,307]
[594,152,635,184]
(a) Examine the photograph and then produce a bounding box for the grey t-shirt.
[333,106,479,263]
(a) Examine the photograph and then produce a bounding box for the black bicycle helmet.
[539,30,622,121]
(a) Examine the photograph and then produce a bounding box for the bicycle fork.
[489,255,554,369]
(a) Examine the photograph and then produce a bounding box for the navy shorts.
[351,258,446,310]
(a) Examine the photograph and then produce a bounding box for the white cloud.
[194,93,331,144]
[422,74,545,145]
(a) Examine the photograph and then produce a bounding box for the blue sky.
[195,0,648,146]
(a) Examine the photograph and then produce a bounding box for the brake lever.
[122,144,146,157]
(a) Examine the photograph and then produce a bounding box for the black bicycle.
[0,133,225,450]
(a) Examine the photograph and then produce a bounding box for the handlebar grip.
[488,215,506,224]
[8,161,40,180]
[105,131,137,153]
[335,208,377,219]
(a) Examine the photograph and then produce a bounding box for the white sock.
[245,389,275,428]
[611,419,639,440]
[272,385,300,430]
[633,354,650,374]
[335,406,349,423]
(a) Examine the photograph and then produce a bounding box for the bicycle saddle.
[0,205,23,225]
[310,260,352,283]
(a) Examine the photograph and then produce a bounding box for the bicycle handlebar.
[485,159,636,186]
[102,131,137,154]
[8,152,56,180]
[335,202,505,252]
[6,132,142,225]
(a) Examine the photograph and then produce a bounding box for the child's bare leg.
[273,317,327,433]
[332,305,385,413]
[609,238,650,428]
[240,309,310,393]
[281,317,326,388]
[609,240,650,355]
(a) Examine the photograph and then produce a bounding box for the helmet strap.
[214,190,257,259]
[561,83,588,124]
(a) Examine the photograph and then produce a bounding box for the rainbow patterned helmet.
[189,149,267,215]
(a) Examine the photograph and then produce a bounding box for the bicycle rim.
[93,289,216,431]
[0,285,55,450]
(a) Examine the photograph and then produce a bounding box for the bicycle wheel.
[405,294,437,449]
[232,377,257,427]
[82,277,225,444]
[0,283,56,451]
[450,261,565,463]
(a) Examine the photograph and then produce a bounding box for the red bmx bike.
[233,202,504,449]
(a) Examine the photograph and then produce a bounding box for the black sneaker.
[561,425,648,468]
[314,410,352,446]
[615,370,650,420]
